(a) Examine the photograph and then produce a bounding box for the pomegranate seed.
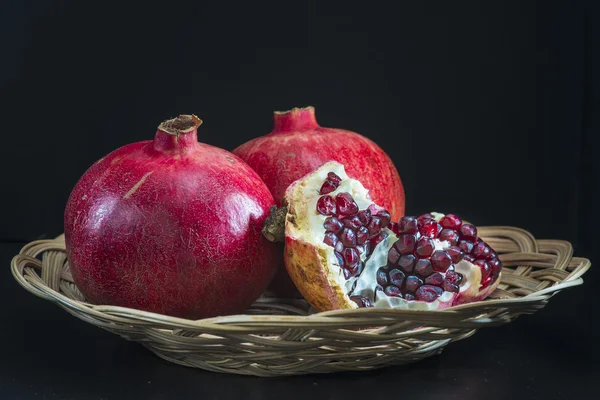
[417,213,435,226]
[350,295,373,308]
[464,254,475,263]
[419,220,442,239]
[347,261,363,277]
[439,229,459,246]
[488,257,502,277]
[481,276,493,287]
[442,280,459,293]
[398,216,418,234]
[324,217,343,233]
[323,232,338,247]
[389,268,405,287]
[357,242,370,256]
[404,293,416,301]
[388,247,401,264]
[376,210,391,228]
[446,246,464,263]
[356,262,364,276]
[335,193,359,216]
[415,236,435,257]
[340,228,357,248]
[384,285,402,297]
[319,180,337,195]
[414,259,433,277]
[445,270,463,285]
[388,221,398,234]
[327,171,342,184]
[367,216,383,237]
[425,272,444,286]
[376,268,389,286]
[473,241,492,260]
[343,216,362,230]
[398,254,416,273]
[475,259,491,281]
[405,276,423,293]
[458,240,474,253]
[416,285,443,302]
[459,224,477,240]
[440,214,462,230]
[356,226,369,245]
[343,247,360,266]
[431,250,452,272]
[357,209,372,225]
[334,251,344,266]
[343,268,351,280]
[316,195,336,215]
[395,234,417,254]
[371,231,388,246]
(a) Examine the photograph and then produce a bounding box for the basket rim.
[11,226,591,326]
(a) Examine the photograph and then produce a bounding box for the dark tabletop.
[1,241,596,400]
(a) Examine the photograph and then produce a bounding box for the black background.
[1,0,598,399]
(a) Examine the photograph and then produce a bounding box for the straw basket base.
[11,226,590,377]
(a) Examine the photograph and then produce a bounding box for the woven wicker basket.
[11,226,590,377]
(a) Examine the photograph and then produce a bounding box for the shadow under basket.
[11,227,590,377]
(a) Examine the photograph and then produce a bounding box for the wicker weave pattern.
[11,227,590,376]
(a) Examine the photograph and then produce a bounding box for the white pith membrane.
[353,229,481,310]
[285,161,488,311]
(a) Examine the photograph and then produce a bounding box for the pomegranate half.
[279,162,501,311]
[233,106,405,296]
[64,115,278,319]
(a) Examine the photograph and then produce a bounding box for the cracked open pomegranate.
[233,106,405,296]
[278,161,501,311]
[64,115,278,319]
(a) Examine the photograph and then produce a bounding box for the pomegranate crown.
[158,114,203,136]
[272,106,319,132]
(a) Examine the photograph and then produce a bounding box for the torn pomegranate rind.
[283,236,353,311]
[283,161,502,312]
[283,162,361,310]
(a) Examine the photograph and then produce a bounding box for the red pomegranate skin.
[233,107,405,297]
[64,115,278,319]
[232,107,405,221]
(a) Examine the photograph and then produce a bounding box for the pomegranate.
[233,106,405,296]
[64,115,278,319]
[233,106,404,219]
[277,161,501,311]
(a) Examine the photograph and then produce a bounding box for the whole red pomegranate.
[233,106,405,219]
[233,106,405,296]
[64,115,278,319]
